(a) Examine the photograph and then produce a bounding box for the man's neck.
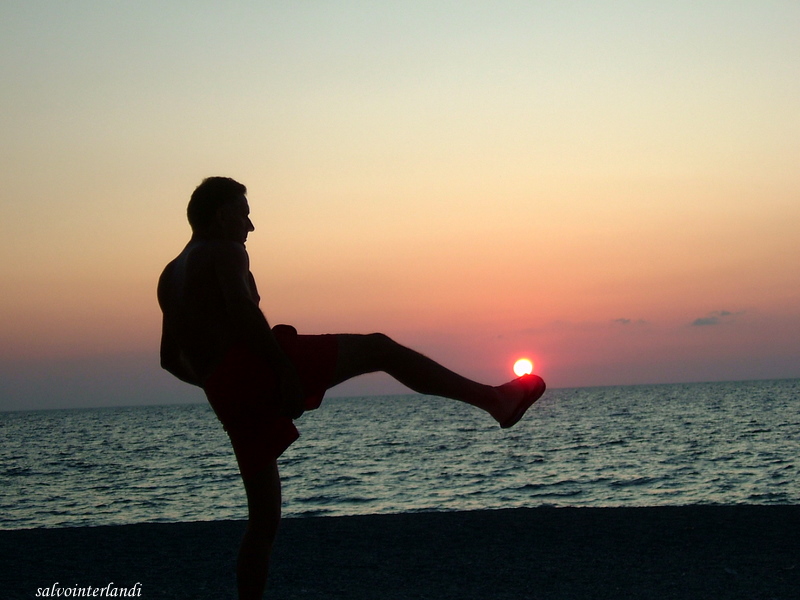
[188,232,244,246]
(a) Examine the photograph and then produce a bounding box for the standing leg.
[237,459,282,600]
[330,333,545,428]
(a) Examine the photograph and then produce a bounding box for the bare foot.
[493,374,546,428]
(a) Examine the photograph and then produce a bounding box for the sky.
[1,1,798,410]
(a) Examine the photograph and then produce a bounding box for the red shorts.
[202,325,338,478]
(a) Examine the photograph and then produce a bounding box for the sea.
[1,379,798,530]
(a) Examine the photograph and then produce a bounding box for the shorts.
[202,324,338,478]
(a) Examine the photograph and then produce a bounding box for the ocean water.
[1,379,798,530]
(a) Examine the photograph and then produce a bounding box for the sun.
[513,358,534,377]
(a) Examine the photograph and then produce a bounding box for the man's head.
[187,177,253,242]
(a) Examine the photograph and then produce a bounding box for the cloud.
[692,316,720,326]
[690,310,742,327]
[612,318,647,326]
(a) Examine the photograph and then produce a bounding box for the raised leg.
[330,333,545,427]
[237,459,282,600]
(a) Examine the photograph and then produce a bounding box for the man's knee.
[245,500,281,549]
[364,332,393,350]
[332,332,401,384]
[247,513,280,540]
[242,463,281,525]
[360,332,400,365]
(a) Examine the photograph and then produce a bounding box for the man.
[158,176,546,599]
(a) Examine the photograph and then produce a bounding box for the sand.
[1,506,797,599]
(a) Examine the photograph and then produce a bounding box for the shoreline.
[2,505,797,599]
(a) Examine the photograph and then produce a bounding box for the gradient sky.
[1,1,798,410]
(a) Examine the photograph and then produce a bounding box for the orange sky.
[1,2,798,409]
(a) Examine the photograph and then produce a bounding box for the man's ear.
[215,203,231,225]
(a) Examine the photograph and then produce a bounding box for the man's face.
[217,195,255,244]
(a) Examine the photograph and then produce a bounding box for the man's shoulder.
[178,240,252,282]
[159,240,250,294]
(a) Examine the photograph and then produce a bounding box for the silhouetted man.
[158,176,546,599]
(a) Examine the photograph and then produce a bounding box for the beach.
[1,505,797,599]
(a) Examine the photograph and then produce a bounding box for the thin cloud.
[690,310,742,327]
[692,316,721,326]
[612,318,647,326]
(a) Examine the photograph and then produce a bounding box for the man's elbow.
[160,353,182,379]
[161,353,202,387]
[160,351,173,372]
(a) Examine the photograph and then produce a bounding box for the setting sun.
[513,358,534,377]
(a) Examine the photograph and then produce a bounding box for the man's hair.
[187,177,247,231]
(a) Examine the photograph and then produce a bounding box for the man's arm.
[213,243,306,417]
